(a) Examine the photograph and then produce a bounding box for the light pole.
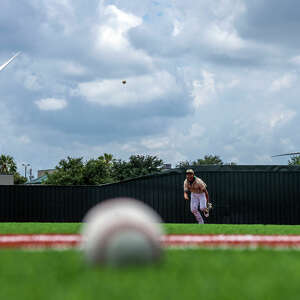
[29,168,34,181]
[22,163,30,179]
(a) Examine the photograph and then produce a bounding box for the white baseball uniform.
[184,176,208,224]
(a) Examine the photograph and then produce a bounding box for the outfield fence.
[0,165,299,224]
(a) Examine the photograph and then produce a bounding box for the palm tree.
[0,154,17,174]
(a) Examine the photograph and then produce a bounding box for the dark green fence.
[0,165,299,224]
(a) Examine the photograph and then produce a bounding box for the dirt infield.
[1,234,300,249]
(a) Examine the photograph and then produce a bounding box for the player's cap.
[186,169,194,174]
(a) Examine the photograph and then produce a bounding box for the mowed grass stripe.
[0,248,300,300]
[1,223,300,235]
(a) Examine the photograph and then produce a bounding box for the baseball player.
[183,169,211,224]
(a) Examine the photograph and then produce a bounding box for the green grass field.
[1,223,300,300]
[2,222,300,234]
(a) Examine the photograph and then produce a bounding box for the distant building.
[162,164,172,170]
[0,174,14,185]
[37,169,56,178]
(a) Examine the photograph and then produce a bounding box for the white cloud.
[75,71,180,107]
[42,0,75,35]
[107,123,209,167]
[279,137,295,152]
[3,0,300,173]
[96,5,142,51]
[172,0,247,53]
[255,154,273,164]
[269,110,296,128]
[270,73,297,92]
[172,19,183,36]
[91,3,153,71]
[289,55,300,65]
[59,61,87,76]
[224,144,234,152]
[35,98,67,111]
[211,0,246,17]
[204,24,245,50]
[24,73,41,91]
[18,135,31,144]
[227,78,240,88]
[209,0,246,50]
[255,106,297,130]
[120,143,139,153]
[217,78,240,90]
[188,123,205,138]
[191,70,216,108]
[141,136,170,150]
[16,70,42,91]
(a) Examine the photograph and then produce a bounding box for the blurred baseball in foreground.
[81,197,164,266]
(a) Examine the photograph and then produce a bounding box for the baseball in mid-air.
[80,197,164,266]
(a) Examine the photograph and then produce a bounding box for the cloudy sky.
[1,0,300,178]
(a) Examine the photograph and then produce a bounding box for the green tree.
[13,172,27,184]
[112,155,164,181]
[83,154,114,185]
[288,155,300,166]
[0,154,17,174]
[176,155,236,168]
[45,154,164,185]
[45,157,85,185]
[194,155,224,165]
[45,154,115,185]
[111,159,129,182]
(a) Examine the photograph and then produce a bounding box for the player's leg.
[199,193,209,217]
[190,193,204,224]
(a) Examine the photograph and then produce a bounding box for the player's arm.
[184,191,189,200]
[183,180,189,200]
[203,187,210,204]
[201,185,209,203]
[204,188,209,202]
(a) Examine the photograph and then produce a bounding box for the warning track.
[1,234,300,249]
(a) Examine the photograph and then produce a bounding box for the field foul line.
[1,234,300,250]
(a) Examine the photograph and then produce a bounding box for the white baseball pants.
[190,192,207,224]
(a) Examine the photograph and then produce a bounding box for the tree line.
[1,153,300,185]
[44,154,164,185]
